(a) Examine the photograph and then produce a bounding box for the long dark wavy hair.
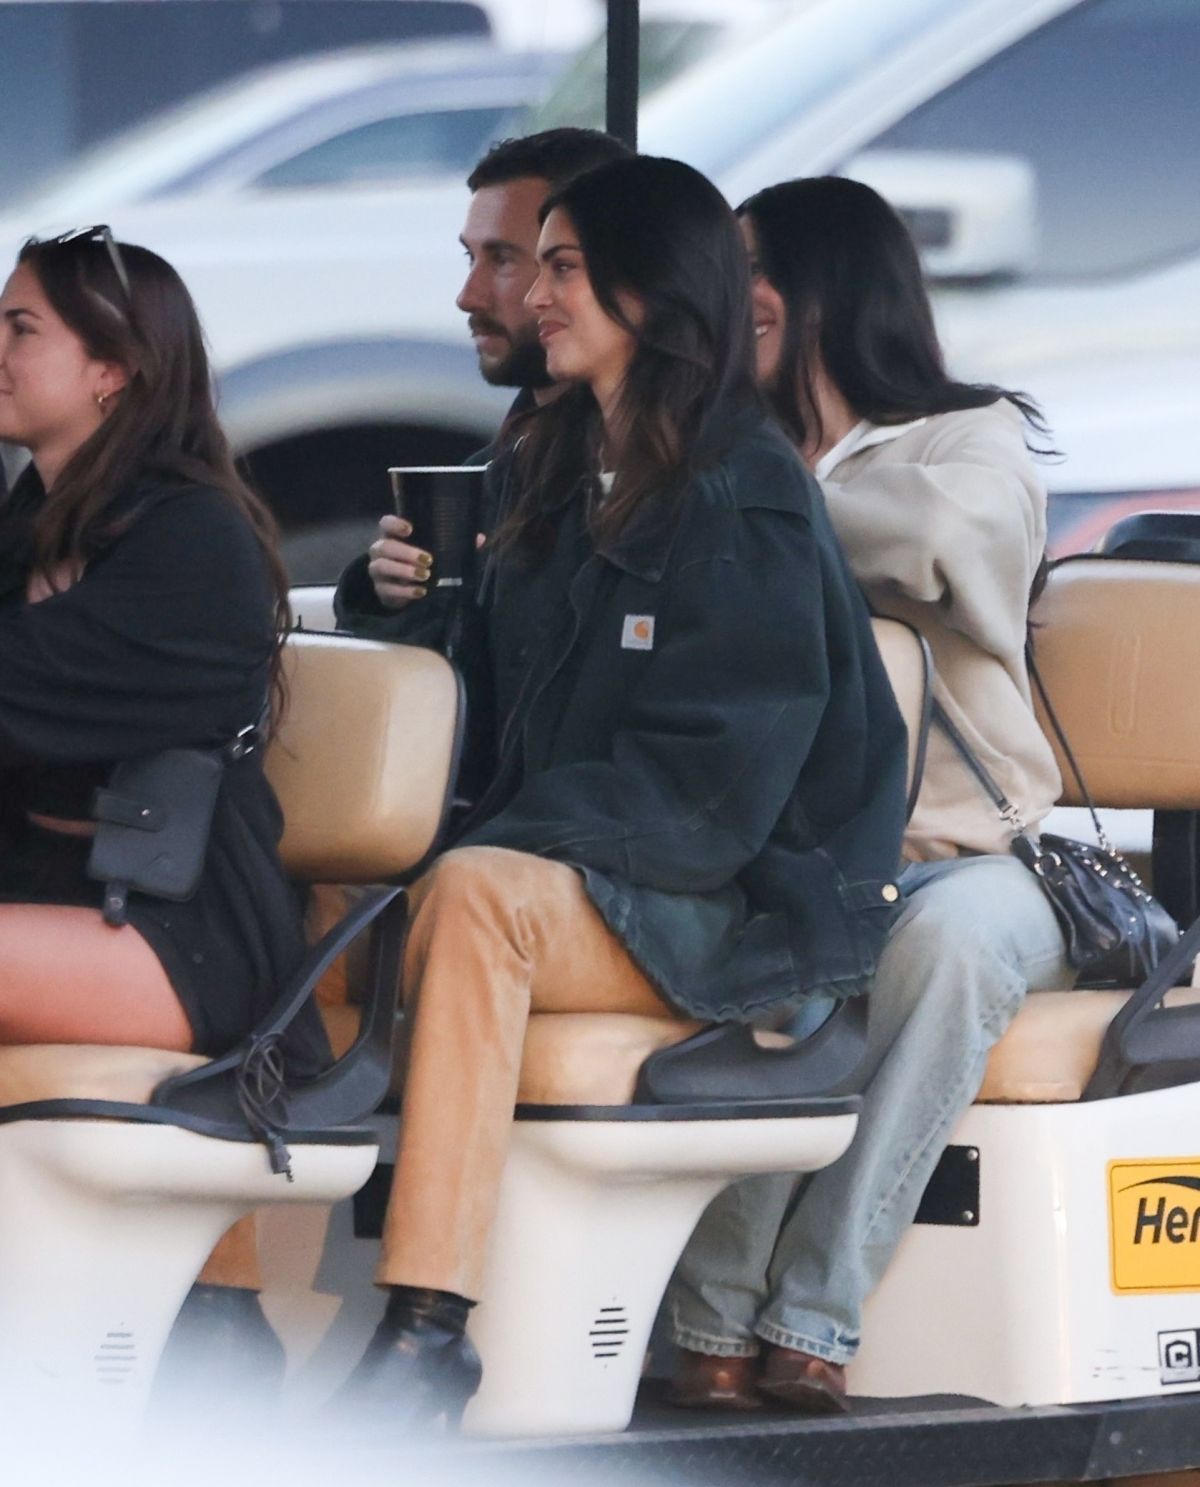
[501,154,758,553]
[738,176,1052,453]
[16,235,290,707]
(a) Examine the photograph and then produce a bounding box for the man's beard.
[472,318,553,390]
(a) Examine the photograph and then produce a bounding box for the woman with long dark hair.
[669,176,1070,1413]
[0,229,325,1068]
[335,156,909,1425]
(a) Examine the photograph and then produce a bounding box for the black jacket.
[337,401,907,1021]
[0,467,327,1071]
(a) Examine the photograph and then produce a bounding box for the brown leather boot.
[757,1345,849,1414]
[668,1349,763,1410]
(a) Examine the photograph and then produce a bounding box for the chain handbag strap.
[933,682,1153,900]
[929,698,1031,838]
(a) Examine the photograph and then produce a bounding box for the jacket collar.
[597,498,679,582]
[599,397,766,583]
[499,396,765,585]
[814,417,928,480]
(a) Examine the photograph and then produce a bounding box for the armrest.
[632,995,868,1105]
[150,886,408,1172]
[1084,913,1200,1099]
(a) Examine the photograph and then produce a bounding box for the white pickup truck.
[2,0,1195,576]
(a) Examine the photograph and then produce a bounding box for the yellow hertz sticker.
[1110,1159,1200,1294]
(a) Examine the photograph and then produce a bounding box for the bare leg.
[0,903,192,1050]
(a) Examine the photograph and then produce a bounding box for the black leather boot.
[336,1286,482,1430]
[151,1283,286,1412]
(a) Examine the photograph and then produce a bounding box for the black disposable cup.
[388,464,489,590]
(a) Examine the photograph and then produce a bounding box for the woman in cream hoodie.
[668,176,1071,1413]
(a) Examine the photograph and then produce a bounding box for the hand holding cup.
[367,513,434,609]
[380,464,489,609]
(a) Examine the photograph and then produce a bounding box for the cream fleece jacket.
[819,400,1062,859]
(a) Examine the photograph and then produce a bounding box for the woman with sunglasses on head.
[668,176,1070,1413]
[336,155,909,1426]
[0,229,326,1070]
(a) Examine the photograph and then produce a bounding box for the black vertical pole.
[606,0,640,151]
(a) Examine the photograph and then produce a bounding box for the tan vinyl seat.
[1028,558,1200,812]
[0,1044,206,1107]
[978,986,1200,1103]
[517,1014,705,1106]
[267,632,460,883]
[974,557,1200,1104]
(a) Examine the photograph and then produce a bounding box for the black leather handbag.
[86,720,262,927]
[1007,827,1178,985]
[934,666,1180,988]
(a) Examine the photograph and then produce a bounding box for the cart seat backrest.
[977,556,1200,1104]
[1030,557,1200,810]
[265,632,460,883]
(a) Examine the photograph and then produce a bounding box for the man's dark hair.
[467,127,632,193]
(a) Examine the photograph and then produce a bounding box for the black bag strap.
[1025,644,1107,844]
[930,698,1029,836]
[931,694,1153,893]
[933,640,1110,844]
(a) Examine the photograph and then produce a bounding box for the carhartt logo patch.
[621,614,655,651]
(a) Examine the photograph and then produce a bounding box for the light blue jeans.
[668,853,1073,1364]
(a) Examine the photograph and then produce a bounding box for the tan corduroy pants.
[377,845,676,1299]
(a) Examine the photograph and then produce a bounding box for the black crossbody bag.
[933,661,1179,988]
[87,718,264,928]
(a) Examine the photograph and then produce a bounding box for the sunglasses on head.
[26,224,132,304]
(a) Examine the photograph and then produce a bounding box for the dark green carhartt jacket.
[336,400,907,1021]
